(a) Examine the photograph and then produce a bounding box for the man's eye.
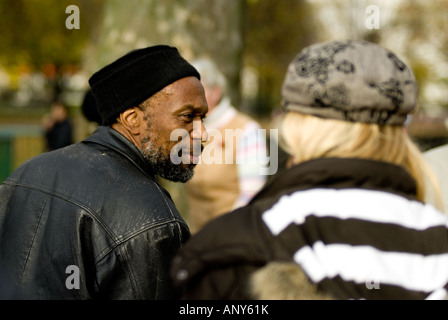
[182,114,194,120]
[181,113,206,122]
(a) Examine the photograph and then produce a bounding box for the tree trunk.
[83,0,245,105]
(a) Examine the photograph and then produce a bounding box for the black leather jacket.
[0,126,190,299]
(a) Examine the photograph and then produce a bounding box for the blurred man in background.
[185,58,267,233]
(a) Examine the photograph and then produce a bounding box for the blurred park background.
[1,0,447,189]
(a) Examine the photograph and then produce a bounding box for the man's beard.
[139,133,196,183]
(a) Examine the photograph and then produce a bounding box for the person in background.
[0,45,207,299]
[184,58,267,234]
[42,101,73,151]
[424,143,448,214]
[171,40,448,300]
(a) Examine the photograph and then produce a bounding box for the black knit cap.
[89,45,200,125]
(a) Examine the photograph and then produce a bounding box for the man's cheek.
[169,139,195,165]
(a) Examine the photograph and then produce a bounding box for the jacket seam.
[95,219,187,264]
[153,182,176,219]
[120,245,142,299]
[19,198,48,283]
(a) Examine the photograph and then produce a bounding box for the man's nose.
[192,120,208,141]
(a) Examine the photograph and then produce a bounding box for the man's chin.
[158,165,195,183]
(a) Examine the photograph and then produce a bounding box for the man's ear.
[118,107,142,135]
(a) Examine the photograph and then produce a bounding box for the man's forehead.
[177,103,207,113]
[146,84,206,112]
[165,76,203,91]
[153,88,173,100]
[158,78,205,100]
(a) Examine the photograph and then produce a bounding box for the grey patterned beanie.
[282,40,418,125]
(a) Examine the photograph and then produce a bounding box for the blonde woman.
[171,40,448,300]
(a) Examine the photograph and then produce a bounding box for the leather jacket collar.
[83,126,156,180]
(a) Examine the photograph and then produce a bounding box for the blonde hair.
[279,112,443,210]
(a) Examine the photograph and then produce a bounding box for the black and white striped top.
[262,187,448,299]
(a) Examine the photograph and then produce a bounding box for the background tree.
[388,0,448,113]
[243,0,317,119]
[0,0,97,70]
[83,0,246,107]
[0,0,102,103]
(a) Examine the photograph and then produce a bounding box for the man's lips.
[176,144,203,165]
